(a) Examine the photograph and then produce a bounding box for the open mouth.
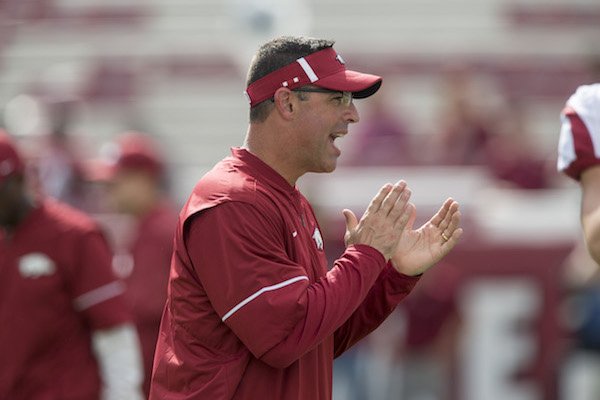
[329,132,346,143]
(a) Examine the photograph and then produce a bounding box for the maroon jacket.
[150,148,419,399]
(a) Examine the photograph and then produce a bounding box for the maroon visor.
[244,47,382,107]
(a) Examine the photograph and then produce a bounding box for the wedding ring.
[441,232,450,242]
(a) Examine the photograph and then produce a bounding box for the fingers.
[431,198,455,228]
[403,203,417,231]
[443,227,464,247]
[439,200,462,246]
[350,181,411,259]
[366,181,408,216]
[379,181,407,216]
[365,183,394,215]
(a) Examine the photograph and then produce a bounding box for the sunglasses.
[292,88,353,107]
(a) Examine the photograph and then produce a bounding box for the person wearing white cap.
[150,36,463,400]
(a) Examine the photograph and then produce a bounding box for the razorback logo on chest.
[312,227,324,251]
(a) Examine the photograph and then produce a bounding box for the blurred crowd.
[341,62,558,190]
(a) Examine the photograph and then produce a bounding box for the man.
[558,83,600,262]
[557,83,600,400]
[150,36,462,400]
[99,131,178,397]
[0,130,144,400]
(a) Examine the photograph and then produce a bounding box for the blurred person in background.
[393,261,462,400]
[557,83,600,400]
[486,99,552,189]
[36,98,85,204]
[350,260,462,400]
[150,35,463,400]
[0,130,144,400]
[6,93,89,212]
[341,87,415,166]
[426,64,495,166]
[559,239,600,400]
[91,131,178,397]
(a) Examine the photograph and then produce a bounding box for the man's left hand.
[390,198,462,276]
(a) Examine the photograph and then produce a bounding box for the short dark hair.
[247,36,335,123]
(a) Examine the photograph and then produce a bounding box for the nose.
[345,103,360,124]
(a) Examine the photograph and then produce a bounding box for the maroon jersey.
[0,198,131,399]
[150,148,419,400]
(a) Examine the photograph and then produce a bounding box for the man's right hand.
[342,181,412,260]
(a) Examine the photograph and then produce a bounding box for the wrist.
[389,258,431,277]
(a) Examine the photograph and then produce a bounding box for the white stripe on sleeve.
[557,113,576,172]
[74,281,126,311]
[222,276,309,322]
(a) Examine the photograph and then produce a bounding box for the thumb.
[342,209,359,246]
[342,209,359,232]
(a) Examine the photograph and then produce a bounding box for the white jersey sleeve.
[558,83,600,180]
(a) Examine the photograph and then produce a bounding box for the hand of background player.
[390,198,462,276]
[342,181,413,260]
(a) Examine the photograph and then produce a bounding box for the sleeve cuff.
[383,261,421,294]
[347,244,387,267]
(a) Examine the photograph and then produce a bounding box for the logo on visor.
[312,227,324,251]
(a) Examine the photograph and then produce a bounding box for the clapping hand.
[390,198,463,276]
[342,181,412,260]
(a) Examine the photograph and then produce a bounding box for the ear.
[273,88,296,120]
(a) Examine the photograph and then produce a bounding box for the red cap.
[0,130,25,184]
[115,132,164,176]
[88,131,164,181]
[244,47,382,107]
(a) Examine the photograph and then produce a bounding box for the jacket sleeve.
[185,201,387,368]
[69,229,131,330]
[333,263,420,358]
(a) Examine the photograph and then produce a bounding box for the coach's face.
[293,88,359,174]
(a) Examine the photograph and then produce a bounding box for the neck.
[244,124,302,186]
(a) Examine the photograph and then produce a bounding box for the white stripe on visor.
[222,276,309,322]
[74,281,126,311]
[296,57,318,83]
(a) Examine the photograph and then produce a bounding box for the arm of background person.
[70,227,144,399]
[92,323,144,400]
[580,166,600,265]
